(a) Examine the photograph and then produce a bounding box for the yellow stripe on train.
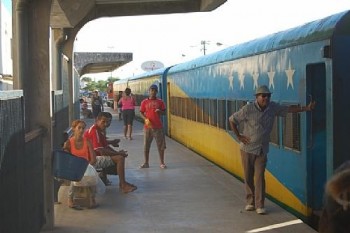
[169,115,311,217]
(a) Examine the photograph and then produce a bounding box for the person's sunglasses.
[260,93,271,98]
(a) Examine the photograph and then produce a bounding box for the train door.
[306,63,327,211]
[166,81,171,137]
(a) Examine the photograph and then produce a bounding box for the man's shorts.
[144,128,166,152]
[94,156,115,169]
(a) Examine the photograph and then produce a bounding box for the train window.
[282,105,301,151]
[236,100,248,133]
[169,96,174,115]
[181,97,186,119]
[269,118,279,146]
[209,99,217,127]
[135,94,143,106]
[170,96,179,116]
[139,95,146,105]
[227,100,236,115]
[185,98,190,121]
[236,100,247,110]
[227,100,236,130]
[218,99,226,129]
[196,98,203,123]
[188,98,196,121]
[203,99,210,125]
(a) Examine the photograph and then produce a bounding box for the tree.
[81,76,92,82]
[107,77,119,83]
[81,77,120,92]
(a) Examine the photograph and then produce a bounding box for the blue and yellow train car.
[121,10,350,222]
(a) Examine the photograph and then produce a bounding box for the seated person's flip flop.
[70,205,83,210]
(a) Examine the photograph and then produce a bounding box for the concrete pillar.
[19,0,54,230]
[12,0,28,91]
[51,28,66,90]
[62,28,78,123]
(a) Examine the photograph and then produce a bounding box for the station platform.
[51,108,317,233]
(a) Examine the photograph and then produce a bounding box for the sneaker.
[245,205,255,211]
[256,208,266,215]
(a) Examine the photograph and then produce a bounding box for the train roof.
[113,78,128,85]
[169,10,350,73]
[128,67,170,81]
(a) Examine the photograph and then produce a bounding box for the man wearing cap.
[139,84,167,169]
[229,85,316,215]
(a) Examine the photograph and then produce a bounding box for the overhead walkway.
[52,108,317,233]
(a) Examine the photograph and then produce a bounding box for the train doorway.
[306,63,327,212]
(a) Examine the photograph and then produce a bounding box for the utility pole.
[201,40,209,55]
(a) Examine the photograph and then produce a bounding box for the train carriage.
[122,10,350,223]
[113,67,170,125]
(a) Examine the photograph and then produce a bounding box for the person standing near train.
[229,85,316,215]
[139,84,167,169]
[117,91,123,121]
[118,87,136,140]
[91,90,104,119]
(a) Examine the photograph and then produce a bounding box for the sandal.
[68,199,83,210]
[102,178,112,186]
[71,205,83,210]
[139,163,149,168]
[160,164,167,169]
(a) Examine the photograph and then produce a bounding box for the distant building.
[0,0,12,90]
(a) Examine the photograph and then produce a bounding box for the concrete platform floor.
[48,109,317,233]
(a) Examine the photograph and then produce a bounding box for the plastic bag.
[72,164,106,195]
[96,175,106,195]
[73,164,98,186]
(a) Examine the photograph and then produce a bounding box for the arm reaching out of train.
[288,101,316,113]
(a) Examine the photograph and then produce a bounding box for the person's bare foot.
[68,198,83,210]
[68,198,74,208]
[119,182,136,188]
[121,183,137,193]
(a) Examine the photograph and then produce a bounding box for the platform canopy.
[51,0,226,75]
[74,52,133,76]
[50,0,227,28]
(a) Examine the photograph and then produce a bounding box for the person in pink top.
[139,84,167,169]
[118,87,136,140]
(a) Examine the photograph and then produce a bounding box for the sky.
[74,0,350,80]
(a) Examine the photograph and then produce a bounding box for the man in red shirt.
[84,112,136,193]
[139,84,167,169]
